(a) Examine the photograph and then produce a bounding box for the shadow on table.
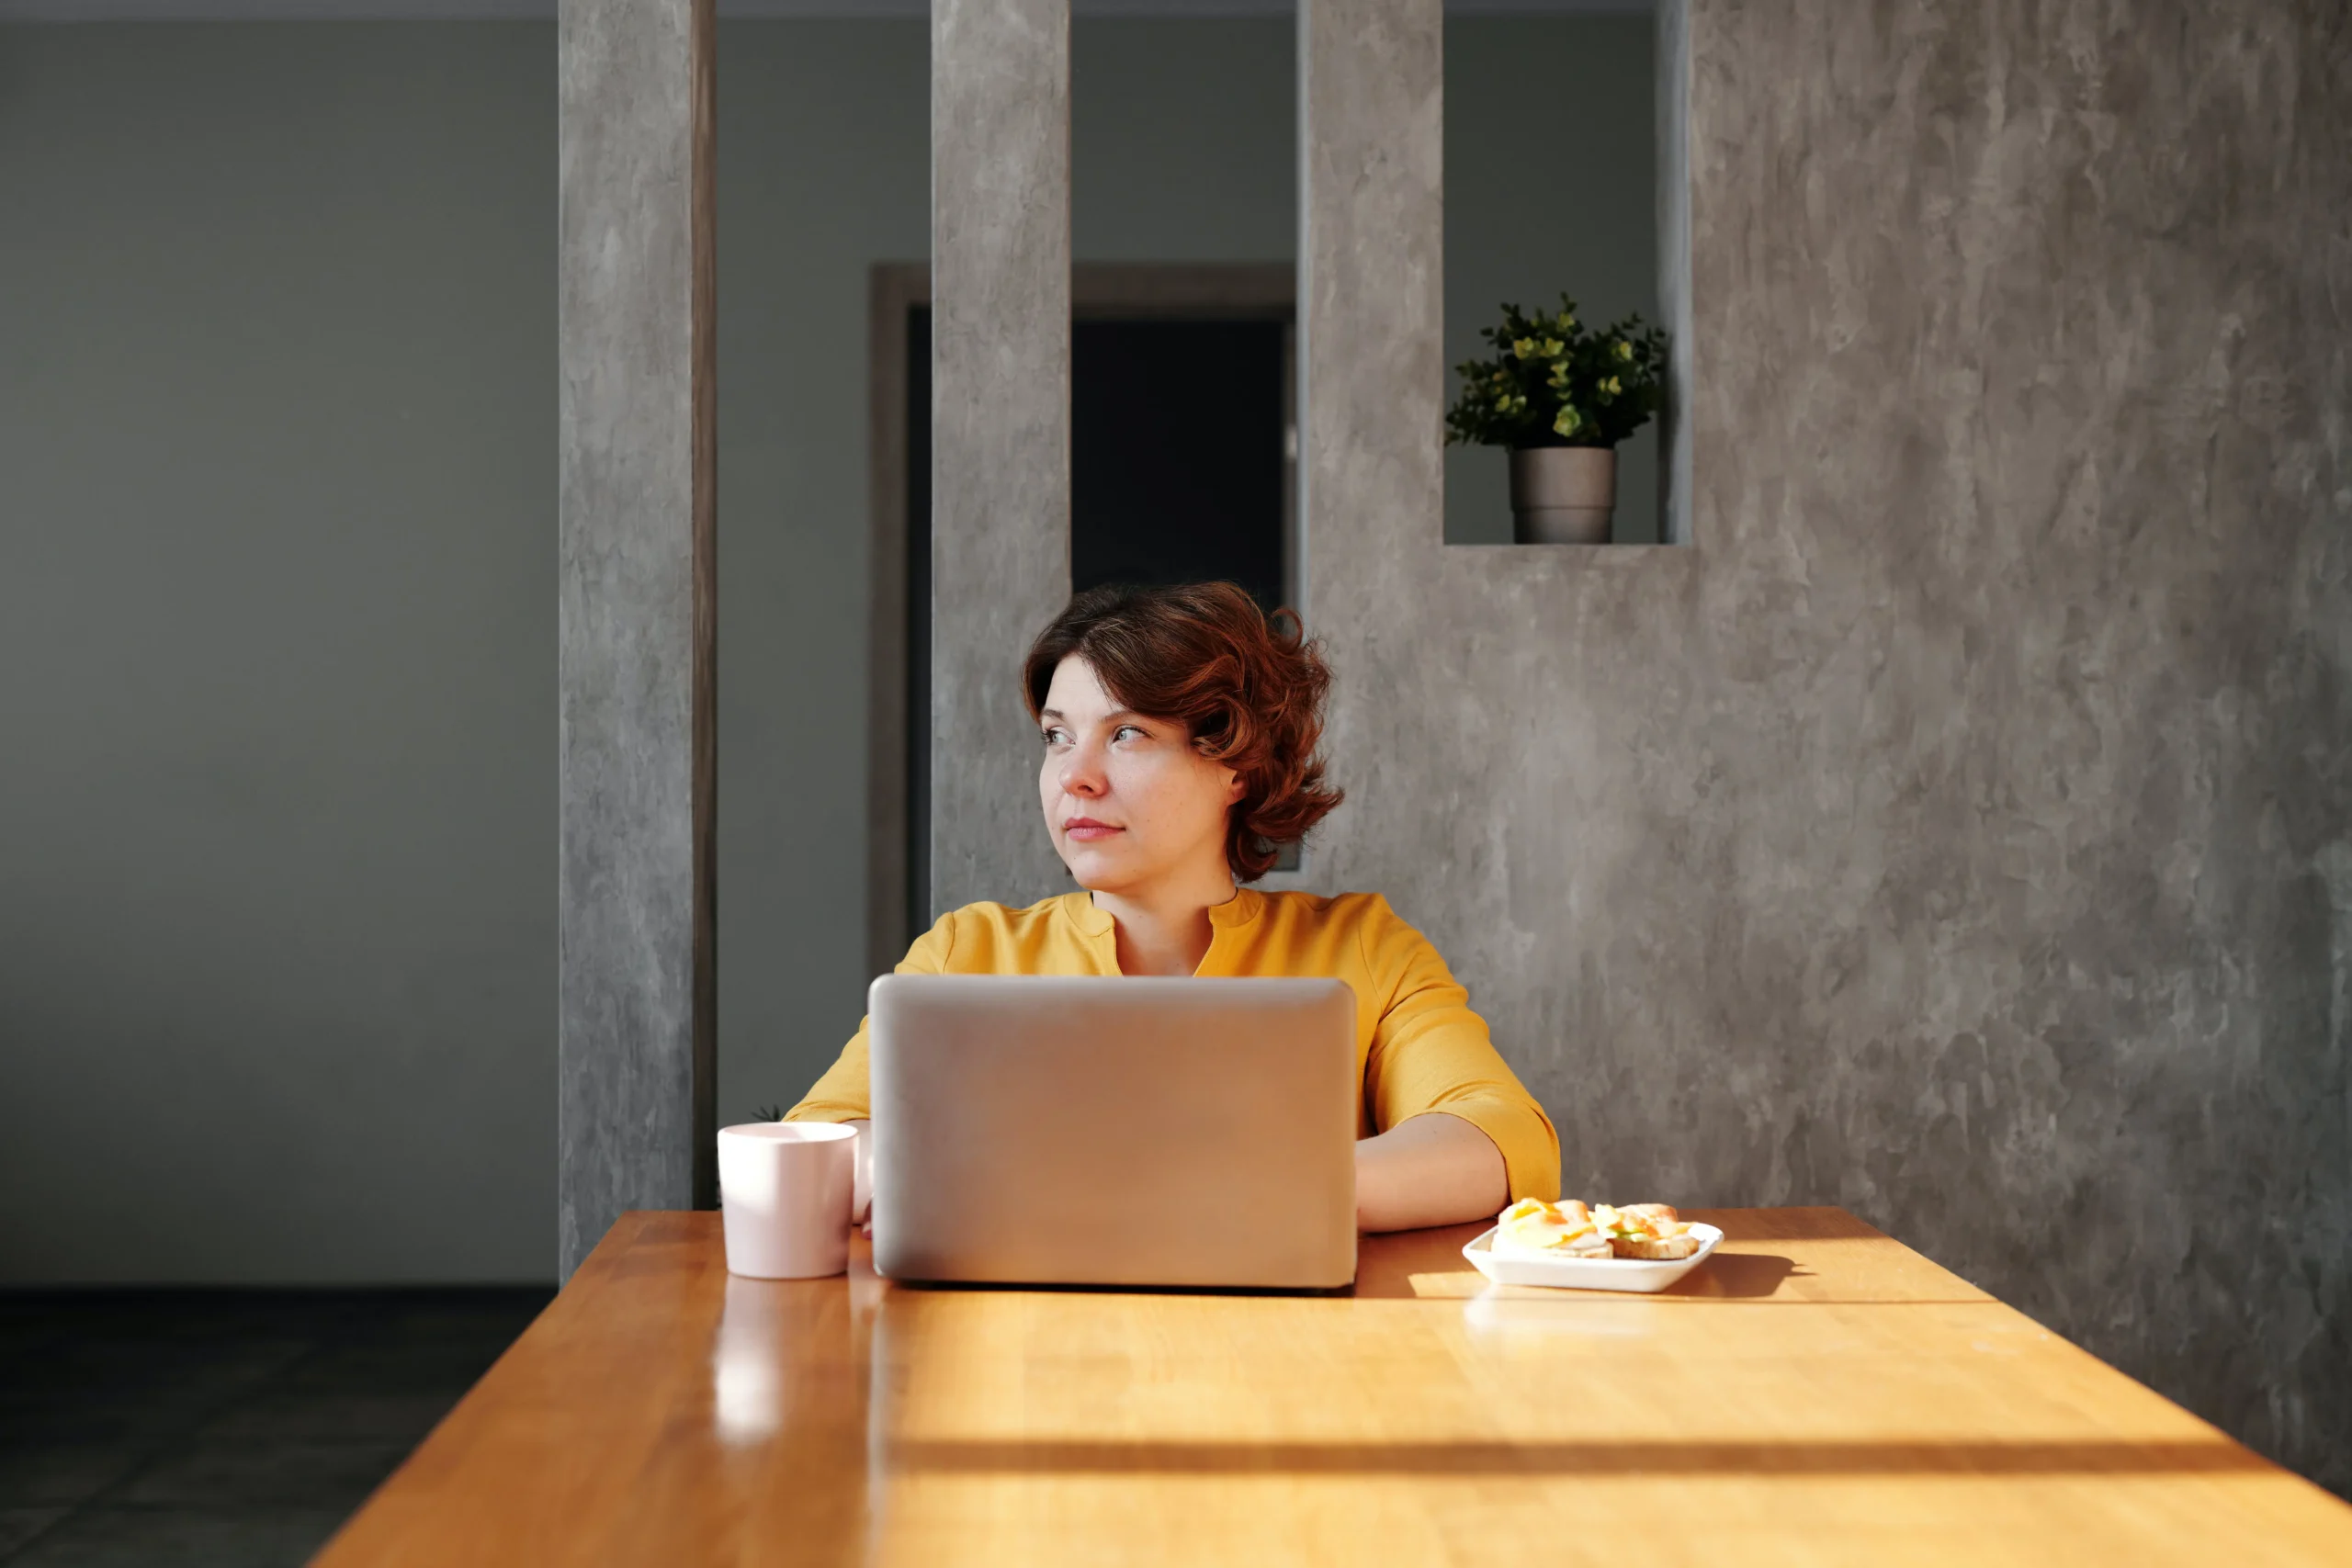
[1359,1210,1993,1305]
[888,1436,2270,1478]
[1659,1249,1796,1297]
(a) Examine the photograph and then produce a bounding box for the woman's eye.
[1041,728,1069,747]
[1114,724,1147,742]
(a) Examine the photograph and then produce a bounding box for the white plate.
[1461,1222,1723,1293]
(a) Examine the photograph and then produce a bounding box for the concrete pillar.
[1297,0,1446,614]
[928,0,1073,920]
[557,0,717,1279]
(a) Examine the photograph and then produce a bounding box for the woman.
[786,581,1558,1231]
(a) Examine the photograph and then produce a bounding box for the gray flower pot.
[1510,446,1616,545]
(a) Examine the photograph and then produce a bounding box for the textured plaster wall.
[1308,0,2352,1493]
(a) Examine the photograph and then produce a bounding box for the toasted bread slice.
[1611,1232,1701,1260]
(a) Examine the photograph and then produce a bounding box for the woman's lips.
[1062,818,1123,841]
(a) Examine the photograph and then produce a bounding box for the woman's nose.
[1059,745,1107,796]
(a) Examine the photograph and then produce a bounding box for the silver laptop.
[867,974,1357,1290]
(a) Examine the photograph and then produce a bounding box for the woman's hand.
[846,1119,872,1233]
[1353,1112,1509,1233]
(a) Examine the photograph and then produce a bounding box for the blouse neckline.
[1057,886,1267,967]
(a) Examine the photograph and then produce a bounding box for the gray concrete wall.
[1309,0,2351,1495]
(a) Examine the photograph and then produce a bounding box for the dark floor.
[0,1288,552,1567]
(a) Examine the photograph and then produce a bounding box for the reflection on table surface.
[313,1208,2352,1568]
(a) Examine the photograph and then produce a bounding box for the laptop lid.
[868,974,1357,1290]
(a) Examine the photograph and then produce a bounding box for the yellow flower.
[1602,376,1622,396]
[1512,337,1537,359]
[1554,404,1582,437]
[1613,340,1634,363]
[1539,337,1565,357]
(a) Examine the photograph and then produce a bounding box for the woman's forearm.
[1353,1111,1509,1233]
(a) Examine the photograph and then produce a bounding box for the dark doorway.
[1069,319,1290,613]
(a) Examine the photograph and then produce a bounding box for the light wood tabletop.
[314,1208,2352,1565]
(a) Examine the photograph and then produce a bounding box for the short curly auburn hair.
[1023,581,1344,882]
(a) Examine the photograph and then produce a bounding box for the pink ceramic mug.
[717,1122,857,1279]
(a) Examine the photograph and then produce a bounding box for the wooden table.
[314,1208,2352,1565]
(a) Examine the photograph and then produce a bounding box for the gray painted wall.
[711,17,928,1145]
[0,24,559,1283]
[0,15,1645,1281]
[1308,0,2351,1495]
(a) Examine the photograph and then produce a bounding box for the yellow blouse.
[784,886,1561,1202]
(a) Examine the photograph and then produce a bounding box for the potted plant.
[1445,295,1668,545]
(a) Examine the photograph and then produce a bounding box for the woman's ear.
[1225,767,1247,806]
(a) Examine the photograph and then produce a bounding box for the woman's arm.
[1355,897,1562,1213]
[1354,1111,1509,1232]
[778,916,959,1126]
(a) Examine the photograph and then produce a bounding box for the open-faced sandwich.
[1592,1202,1702,1260]
[1491,1198,1614,1259]
[1491,1199,1702,1261]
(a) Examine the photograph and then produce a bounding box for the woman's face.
[1037,656,1242,897]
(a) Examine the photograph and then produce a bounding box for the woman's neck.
[1091,864,1238,977]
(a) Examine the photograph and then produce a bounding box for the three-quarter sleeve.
[780,910,957,1123]
[1357,897,1561,1202]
